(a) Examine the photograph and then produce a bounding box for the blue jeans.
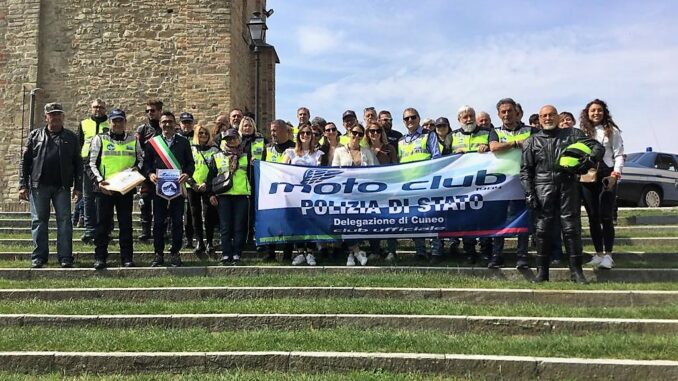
[30,185,73,262]
[217,195,249,258]
[82,167,97,236]
[153,195,185,255]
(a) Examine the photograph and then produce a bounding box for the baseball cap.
[108,108,126,120]
[342,110,357,120]
[435,117,450,126]
[44,102,64,114]
[224,128,239,138]
[179,112,194,122]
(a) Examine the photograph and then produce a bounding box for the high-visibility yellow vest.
[213,152,250,196]
[398,133,430,163]
[265,146,287,163]
[451,129,490,153]
[81,119,110,158]
[495,126,532,144]
[98,134,136,180]
[191,146,218,186]
[250,137,265,161]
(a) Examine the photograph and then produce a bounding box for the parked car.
[617,151,678,207]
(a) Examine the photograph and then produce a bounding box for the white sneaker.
[306,253,317,266]
[586,255,603,267]
[385,252,396,262]
[598,254,615,269]
[292,254,306,266]
[356,250,368,266]
[346,254,356,266]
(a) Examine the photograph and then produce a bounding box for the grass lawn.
[0,327,675,360]
[1,298,676,319]
[0,273,677,290]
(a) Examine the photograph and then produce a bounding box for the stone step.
[0,286,674,307]
[0,250,673,264]
[0,313,675,335]
[0,351,675,379]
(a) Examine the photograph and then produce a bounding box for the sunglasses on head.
[403,115,418,121]
[351,130,365,137]
[325,127,337,133]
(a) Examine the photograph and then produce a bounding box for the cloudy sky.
[266,0,678,154]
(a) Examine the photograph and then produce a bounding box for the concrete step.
[0,351,675,379]
[1,313,675,335]
[0,286,674,307]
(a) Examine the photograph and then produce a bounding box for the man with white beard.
[487,98,538,270]
[450,106,491,264]
[520,105,603,284]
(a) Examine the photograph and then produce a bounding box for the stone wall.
[0,0,276,209]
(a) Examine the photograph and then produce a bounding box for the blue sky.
[266,0,678,154]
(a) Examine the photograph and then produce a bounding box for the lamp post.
[246,13,267,127]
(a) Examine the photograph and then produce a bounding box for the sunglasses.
[225,136,238,141]
[324,127,337,133]
[299,131,312,137]
[403,115,418,121]
[368,129,382,135]
[145,109,157,113]
[198,131,209,135]
[351,131,365,137]
[92,105,105,109]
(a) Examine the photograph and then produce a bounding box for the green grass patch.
[0,327,675,360]
[1,298,676,319]
[0,273,677,290]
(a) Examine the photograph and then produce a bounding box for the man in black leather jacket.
[135,99,163,241]
[521,105,603,283]
[19,102,82,268]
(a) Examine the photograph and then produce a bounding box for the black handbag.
[210,171,232,194]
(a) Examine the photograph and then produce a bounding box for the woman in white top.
[332,124,377,266]
[283,123,324,265]
[579,99,624,270]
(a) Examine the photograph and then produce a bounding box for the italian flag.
[149,136,182,170]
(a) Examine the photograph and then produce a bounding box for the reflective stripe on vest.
[398,133,430,163]
[99,135,136,180]
[191,146,217,185]
[265,146,287,163]
[250,138,265,161]
[81,119,110,157]
[214,153,250,195]
[495,126,532,144]
[451,130,490,153]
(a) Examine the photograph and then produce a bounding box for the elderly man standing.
[521,105,603,284]
[20,103,82,268]
[450,105,492,265]
[398,107,441,261]
[77,99,109,243]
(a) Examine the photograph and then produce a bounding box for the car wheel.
[639,186,662,207]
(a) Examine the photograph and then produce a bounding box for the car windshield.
[625,153,643,162]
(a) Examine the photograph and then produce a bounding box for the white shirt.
[284,148,323,166]
[593,125,624,173]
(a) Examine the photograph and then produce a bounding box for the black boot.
[487,254,503,269]
[569,255,588,284]
[139,223,152,242]
[150,254,164,267]
[532,255,549,283]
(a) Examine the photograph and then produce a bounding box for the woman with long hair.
[364,122,398,261]
[579,99,624,270]
[319,122,343,166]
[332,123,377,266]
[188,125,220,258]
[283,123,324,266]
